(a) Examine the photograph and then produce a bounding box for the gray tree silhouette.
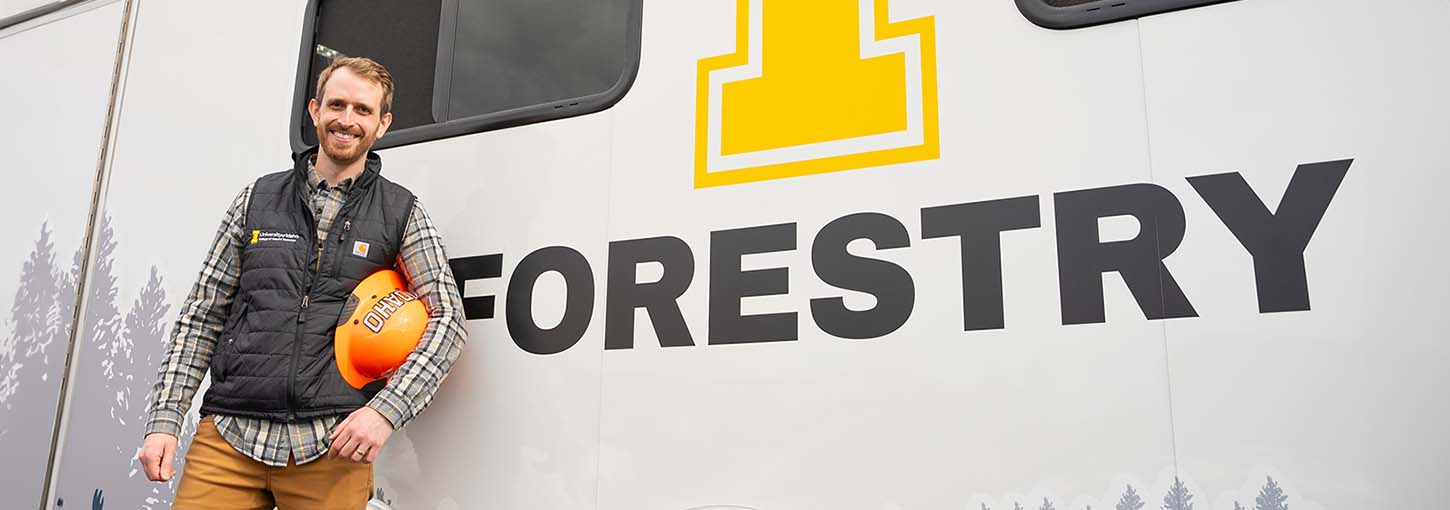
[122,266,196,510]
[1117,484,1145,510]
[1014,502,1024,510]
[35,242,82,367]
[113,266,168,431]
[1234,502,1245,510]
[50,246,81,364]
[1254,477,1287,510]
[1161,477,1194,510]
[57,215,150,510]
[0,223,71,505]
[84,215,125,412]
[2,224,58,406]
[1039,497,1057,510]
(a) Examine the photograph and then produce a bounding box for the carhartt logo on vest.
[353,240,370,258]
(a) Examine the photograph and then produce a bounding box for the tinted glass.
[293,0,639,151]
[440,0,631,121]
[302,0,442,146]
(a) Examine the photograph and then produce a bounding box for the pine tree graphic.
[1117,484,1145,510]
[1,223,58,407]
[1038,497,1057,510]
[59,215,151,510]
[1161,477,1193,510]
[84,215,125,419]
[0,223,71,504]
[113,266,168,431]
[1234,502,1245,510]
[1254,476,1288,510]
[35,242,81,367]
[122,266,195,510]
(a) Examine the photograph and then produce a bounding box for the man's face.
[308,67,392,166]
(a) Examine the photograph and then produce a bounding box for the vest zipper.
[334,218,352,268]
[289,173,328,423]
[289,292,309,422]
[291,180,359,423]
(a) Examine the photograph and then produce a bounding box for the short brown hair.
[315,56,395,115]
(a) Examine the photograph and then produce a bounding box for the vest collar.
[292,146,383,191]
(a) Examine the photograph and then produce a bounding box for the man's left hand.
[328,406,394,463]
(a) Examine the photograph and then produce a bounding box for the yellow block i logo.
[694,0,940,188]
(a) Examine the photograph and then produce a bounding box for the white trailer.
[1,0,1446,508]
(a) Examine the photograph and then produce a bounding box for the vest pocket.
[211,341,228,384]
[223,299,249,333]
[212,300,250,384]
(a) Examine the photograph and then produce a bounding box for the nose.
[339,106,356,125]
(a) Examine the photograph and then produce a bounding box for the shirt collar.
[306,156,353,193]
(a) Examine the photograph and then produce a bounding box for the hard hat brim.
[335,319,374,390]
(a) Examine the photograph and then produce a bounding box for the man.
[138,57,467,509]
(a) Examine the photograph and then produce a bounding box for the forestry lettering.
[449,160,1352,355]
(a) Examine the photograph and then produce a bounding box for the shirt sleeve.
[367,198,467,430]
[144,184,250,437]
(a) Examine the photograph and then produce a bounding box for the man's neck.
[313,153,366,187]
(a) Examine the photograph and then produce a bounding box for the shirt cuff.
[145,408,186,438]
[367,388,412,430]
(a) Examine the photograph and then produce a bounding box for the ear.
[376,111,393,139]
[308,98,321,126]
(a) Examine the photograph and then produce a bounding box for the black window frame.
[290,0,643,153]
[1015,0,1239,30]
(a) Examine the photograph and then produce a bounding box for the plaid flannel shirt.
[145,162,466,466]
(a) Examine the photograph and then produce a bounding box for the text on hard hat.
[363,290,420,334]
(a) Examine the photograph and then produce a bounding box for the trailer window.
[1015,0,1239,29]
[293,0,641,152]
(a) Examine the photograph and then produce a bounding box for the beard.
[316,121,375,165]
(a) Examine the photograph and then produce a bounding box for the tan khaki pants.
[174,416,372,510]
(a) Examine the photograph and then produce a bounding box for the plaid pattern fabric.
[146,162,467,467]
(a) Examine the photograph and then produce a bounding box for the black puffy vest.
[200,149,415,422]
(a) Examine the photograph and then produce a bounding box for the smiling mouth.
[329,130,361,143]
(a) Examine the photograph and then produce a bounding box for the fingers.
[328,409,391,463]
[330,426,379,463]
[328,418,350,458]
[160,439,176,481]
[329,412,355,442]
[347,438,381,464]
[139,433,177,482]
[139,446,159,481]
[331,430,361,460]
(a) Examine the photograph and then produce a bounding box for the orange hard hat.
[335,269,428,390]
